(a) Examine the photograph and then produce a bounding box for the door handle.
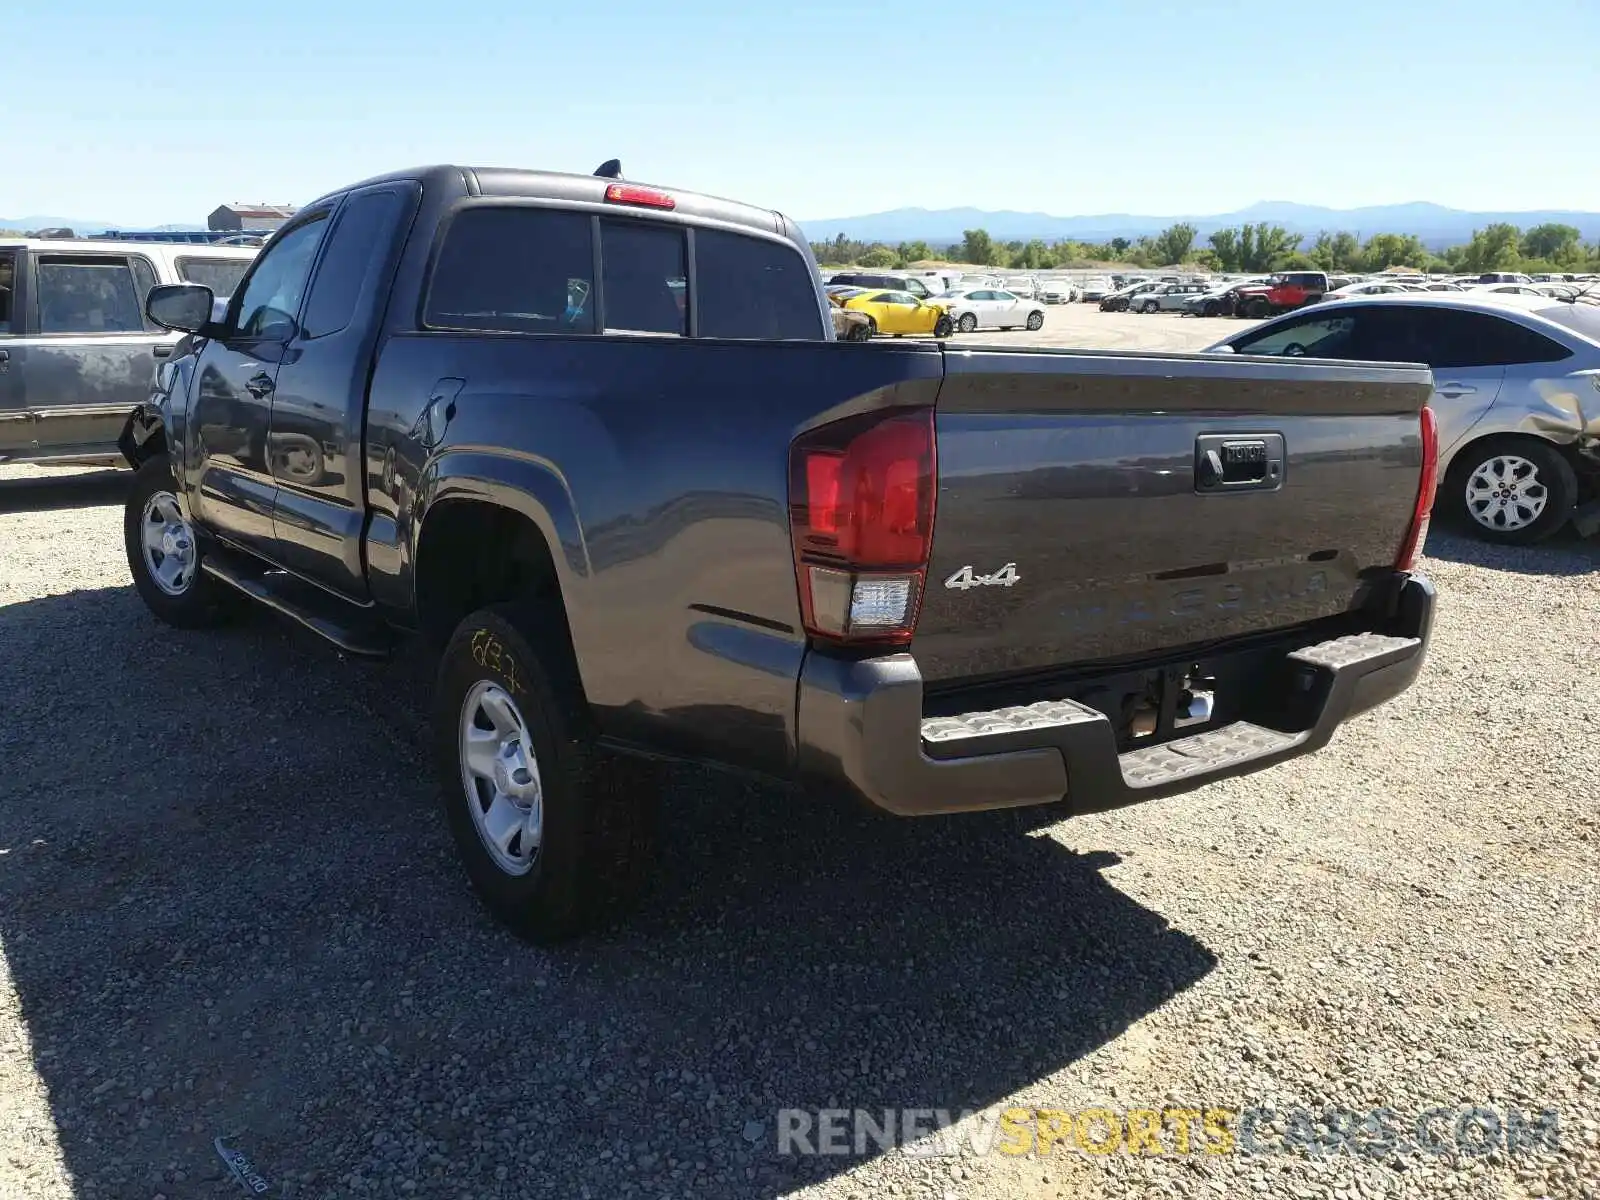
[0,348,9,364]
[1436,383,1477,397]
[246,373,275,400]
[152,345,173,359]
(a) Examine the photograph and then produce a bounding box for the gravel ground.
[1,322,1596,1200]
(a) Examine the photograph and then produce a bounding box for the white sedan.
[1322,280,1426,301]
[936,288,1046,332]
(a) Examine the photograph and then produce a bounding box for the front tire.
[123,454,231,629]
[433,604,656,942]
[957,312,978,333]
[1444,438,1577,544]
[933,314,954,338]
[1141,299,1159,314]
[1025,310,1044,331]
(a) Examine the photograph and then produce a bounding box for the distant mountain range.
[0,216,205,234]
[798,201,1600,249]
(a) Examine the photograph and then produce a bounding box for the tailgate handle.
[1195,433,1284,493]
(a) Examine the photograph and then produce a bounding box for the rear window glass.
[695,229,824,339]
[600,219,686,336]
[426,207,596,334]
[1538,301,1600,345]
[177,256,252,298]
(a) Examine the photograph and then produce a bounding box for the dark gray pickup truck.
[120,163,1440,941]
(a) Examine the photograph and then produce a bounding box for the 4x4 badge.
[944,563,1021,591]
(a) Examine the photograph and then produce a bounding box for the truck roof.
[308,164,794,241]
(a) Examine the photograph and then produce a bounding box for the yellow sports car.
[838,289,954,338]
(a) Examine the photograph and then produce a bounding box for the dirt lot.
[2,312,1597,1200]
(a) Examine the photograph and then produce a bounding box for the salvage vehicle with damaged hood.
[117,160,1440,941]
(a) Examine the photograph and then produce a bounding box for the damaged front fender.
[117,402,169,469]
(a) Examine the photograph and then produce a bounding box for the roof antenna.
[594,159,622,179]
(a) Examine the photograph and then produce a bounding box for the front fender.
[117,400,171,469]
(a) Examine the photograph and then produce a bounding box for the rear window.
[600,219,686,336]
[426,207,596,334]
[177,256,252,298]
[697,229,823,339]
[700,227,825,340]
[1537,301,1600,346]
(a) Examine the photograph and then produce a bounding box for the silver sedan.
[1206,293,1600,543]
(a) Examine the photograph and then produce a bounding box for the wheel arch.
[411,452,592,665]
[1439,428,1580,488]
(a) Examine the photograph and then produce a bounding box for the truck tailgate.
[916,348,1433,684]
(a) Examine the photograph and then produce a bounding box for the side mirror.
[146,283,216,334]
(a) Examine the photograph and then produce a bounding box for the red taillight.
[1395,405,1439,571]
[604,183,676,210]
[788,407,937,646]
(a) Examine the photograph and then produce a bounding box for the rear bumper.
[796,574,1435,817]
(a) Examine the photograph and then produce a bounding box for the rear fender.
[409,448,596,681]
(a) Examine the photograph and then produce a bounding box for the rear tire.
[433,603,656,943]
[123,454,232,629]
[958,312,978,333]
[1443,437,1577,544]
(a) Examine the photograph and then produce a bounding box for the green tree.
[896,240,932,266]
[1358,232,1430,272]
[1211,224,1301,272]
[960,229,996,265]
[1208,227,1243,271]
[1459,223,1523,272]
[1277,251,1317,270]
[1010,238,1059,270]
[1150,222,1197,266]
[857,245,897,268]
[1520,223,1582,265]
[1308,230,1361,272]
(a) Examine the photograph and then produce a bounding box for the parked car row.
[825,283,1047,337]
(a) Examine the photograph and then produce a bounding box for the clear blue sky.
[6,0,1597,226]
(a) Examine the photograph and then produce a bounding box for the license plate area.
[1195,432,1284,493]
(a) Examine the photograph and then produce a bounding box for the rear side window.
[35,256,145,333]
[600,219,686,336]
[698,228,823,338]
[302,190,407,338]
[1415,309,1572,368]
[178,256,252,298]
[426,207,596,334]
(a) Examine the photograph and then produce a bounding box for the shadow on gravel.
[0,468,131,513]
[1423,526,1600,575]
[0,585,1215,1199]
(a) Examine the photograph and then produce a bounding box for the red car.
[1238,272,1337,318]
